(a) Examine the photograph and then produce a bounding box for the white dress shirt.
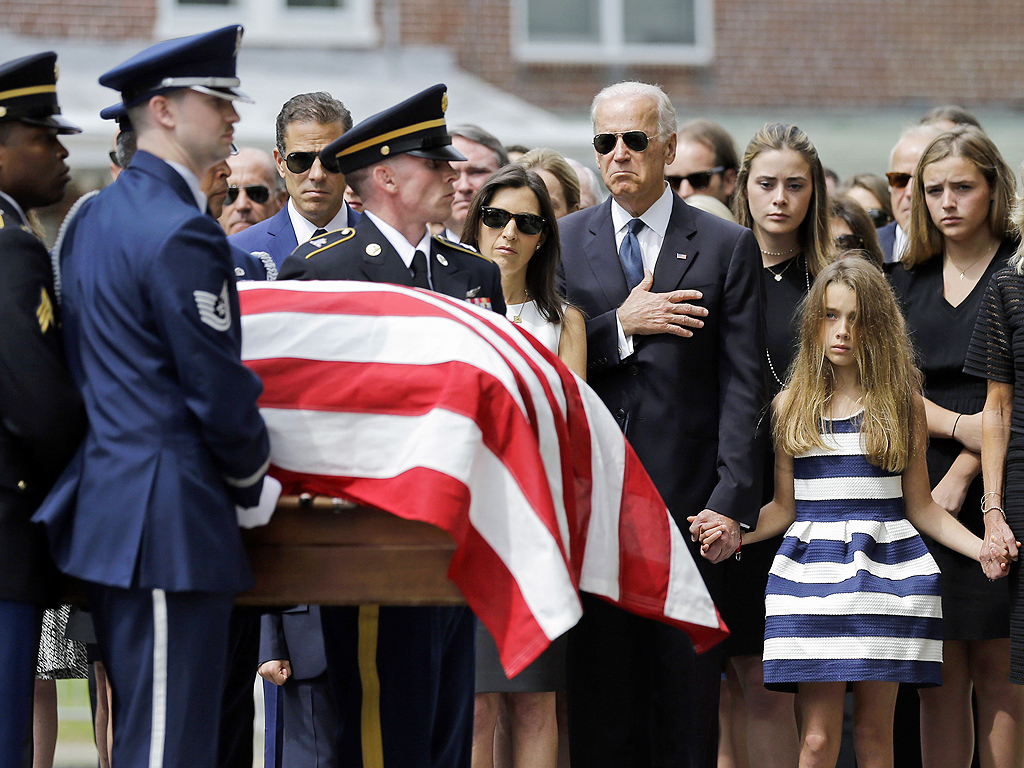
[287,199,350,244]
[363,210,434,287]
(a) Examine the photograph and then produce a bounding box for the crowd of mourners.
[6,21,1024,768]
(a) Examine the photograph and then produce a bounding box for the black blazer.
[278,216,506,314]
[0,195,86,603]
[558,195,767,546]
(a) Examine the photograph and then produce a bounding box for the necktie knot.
[311,228,328,239]
[628,218,645,236]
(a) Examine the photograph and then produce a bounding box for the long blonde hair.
[775,256,923,473]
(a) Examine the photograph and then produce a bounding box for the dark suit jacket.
[878,220,897,263]
[259,605,328,680]
[229,204,360,269]
[558,195,766,592]
[278,215,506,314]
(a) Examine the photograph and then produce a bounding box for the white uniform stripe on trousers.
[150,589,168,768]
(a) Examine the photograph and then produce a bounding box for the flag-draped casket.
[238,281,727,676]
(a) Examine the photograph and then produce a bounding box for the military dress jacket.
[278,215,506,315]
[34,151,270,593]
[0,193,86,604]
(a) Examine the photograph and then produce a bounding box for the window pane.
[287,0,342,6]
[624,0,696,44]
[527,0,599,43]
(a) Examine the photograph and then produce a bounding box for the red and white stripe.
[239,281,727,676]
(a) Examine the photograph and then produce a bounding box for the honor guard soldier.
[279,84,505,768]
[0,52,86,768]
[33,27,274,768]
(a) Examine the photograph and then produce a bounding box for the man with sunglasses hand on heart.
[557,81,766,768]
[230,92,358,268]
[219,146,286,235]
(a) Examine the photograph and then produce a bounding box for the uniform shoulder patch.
[293,227,357,260]
[432,234,488,260]
[36,288,54,334]
[194,280,231,331]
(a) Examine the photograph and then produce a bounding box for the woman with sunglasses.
[460,164,584,768]
[839,173,894,229]
[830,196,885,268]
[717,122,831,768]
[889,126,1024,768]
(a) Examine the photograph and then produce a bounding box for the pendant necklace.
[763,249,800,282]
[510,297,530,324]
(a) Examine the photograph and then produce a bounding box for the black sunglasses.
[226,184,271,205]
[667,166,726,192]
[593,130,652,155]
[886,171,912,190]
[284,151,339,174]
[866,208,893,228]
[108,150,121,169]
[834,234,865,251]
[480,206,547,236]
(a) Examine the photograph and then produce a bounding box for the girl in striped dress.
[699,256,1012,768]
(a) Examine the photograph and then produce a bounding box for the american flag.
[238,281,727,677]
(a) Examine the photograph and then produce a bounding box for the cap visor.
[408,144,466,163]
[190,85,254,104]
[20,114,82,135]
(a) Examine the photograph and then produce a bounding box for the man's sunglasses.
[593,130,653,155]
[284,151,339,174]
[886,172,912,190]
[480,206,547,236]
[667,166,726,192]
[226,184,271,205]
[834,234,865,251]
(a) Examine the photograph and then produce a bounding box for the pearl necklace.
[761,246,800,258]
[765,254,811,388]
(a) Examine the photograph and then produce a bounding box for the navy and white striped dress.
[763,412,943,691]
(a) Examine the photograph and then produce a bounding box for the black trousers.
[567,592,724,768]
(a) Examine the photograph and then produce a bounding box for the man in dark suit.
[879,124,941,263]
[33,27,275,768]
[0,51,86,768]
[231,92,355,268]
[557,81,766,768]
[280,83,504,768]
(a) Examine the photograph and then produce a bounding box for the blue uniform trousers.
[320,605,475,768]
[0,601,37,768]
[86,583,235,768]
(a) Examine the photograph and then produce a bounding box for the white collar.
[288,199,350,244]
[164,160,207,212]
[610,183,674,239]
[364,210,432,269]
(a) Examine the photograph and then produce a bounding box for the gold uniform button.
[380,145,390,156]
[365,243,382,256]
[17,480,27,491]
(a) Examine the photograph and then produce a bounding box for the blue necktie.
[619,218,645,289]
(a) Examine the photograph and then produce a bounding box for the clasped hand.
[617,270,708,338]
[687,510,740,563]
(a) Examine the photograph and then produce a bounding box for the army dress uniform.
[33,28,271,768]
[279,84,505,768]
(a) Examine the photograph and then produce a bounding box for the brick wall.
[403,0,1024,112]
[0,0,155,39]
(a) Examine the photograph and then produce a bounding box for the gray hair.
[888,123,942,167]
[275,92,352,154]
[590,82,676,140]
[450,124,509,168]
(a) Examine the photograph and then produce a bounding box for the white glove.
[236,475,282,529]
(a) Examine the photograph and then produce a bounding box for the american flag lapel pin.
[677,253,687,260]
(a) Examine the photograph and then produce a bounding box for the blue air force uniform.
[33,27,269,768]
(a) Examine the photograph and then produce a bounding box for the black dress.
[889,242,1013,641]
[965,263,1024,683]
[720,252,809,657]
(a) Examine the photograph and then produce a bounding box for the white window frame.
[511,0,713,66]
[156,0,378,49]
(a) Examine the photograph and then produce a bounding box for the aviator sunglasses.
[480,206,547,236]
[886,171,912,190]
[667,166,726,192]
[284,151,339,174]
[593,130,653,155]
[225,184,271,205]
